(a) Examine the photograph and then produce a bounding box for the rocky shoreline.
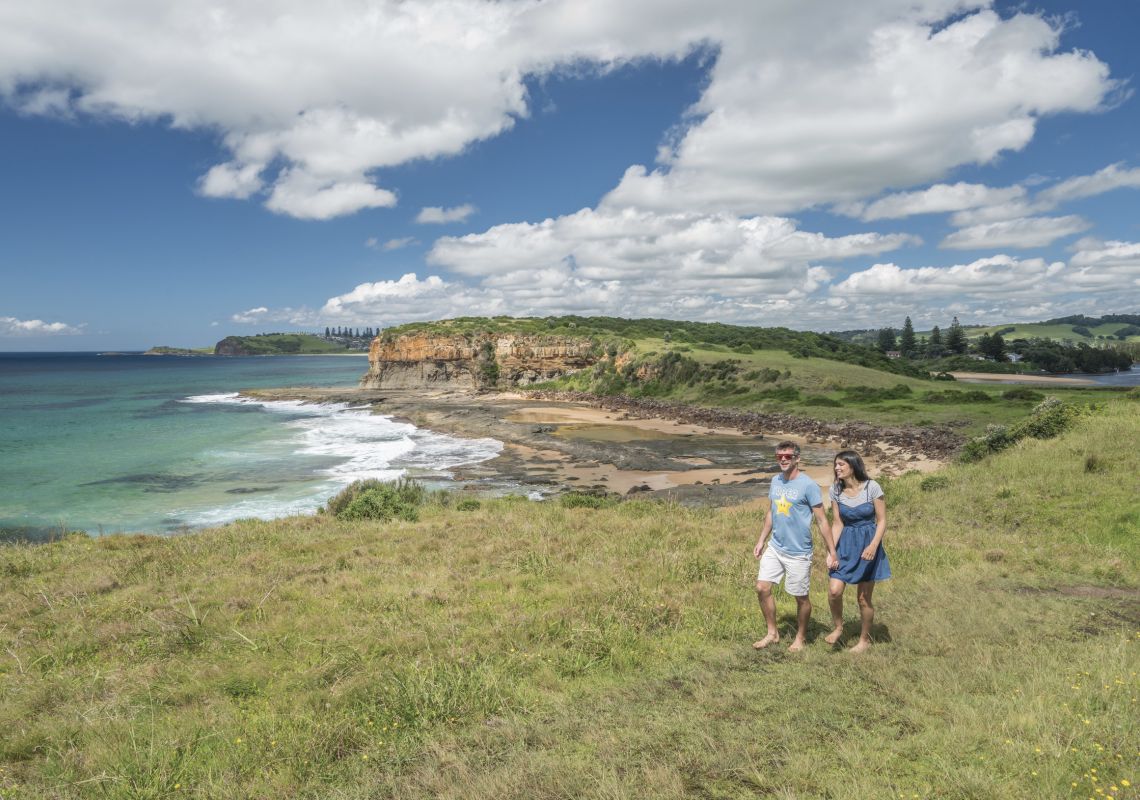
[525,390,965,461]
[242,386,954,506]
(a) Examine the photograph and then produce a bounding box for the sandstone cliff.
[361,332,599,390]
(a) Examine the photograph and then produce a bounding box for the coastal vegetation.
[1,399,1136,798]
[213,333,363,356]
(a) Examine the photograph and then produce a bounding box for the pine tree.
[945,317,968,355]
[899,316,917,357]
[877,327,897,352]
[928,325,943,358]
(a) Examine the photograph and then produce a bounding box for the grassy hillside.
[541,337,1126,436]
[972,321,1140,344]
[213,333,358,355]
[2,399,1137,799]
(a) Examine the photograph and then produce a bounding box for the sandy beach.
[949,371,1095,385]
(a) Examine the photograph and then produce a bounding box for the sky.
[1,0,1138,350]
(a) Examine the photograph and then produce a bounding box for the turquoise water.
[0,353,501,536]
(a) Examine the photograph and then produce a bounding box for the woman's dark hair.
[833,450,871,493]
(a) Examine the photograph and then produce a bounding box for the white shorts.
[757,546,813,597]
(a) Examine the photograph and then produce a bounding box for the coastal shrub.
[924,389,993,404]
[1002,387,1044,402]
[802,395,842,407]
[455,498,481,511]
[1010,396,1083,440]
[744,367,782,383]
[327,478,425,522]
[960,397,1085,462]
[920,475,950,492]
[559,491,616,509]
[843,383,912,403]
[755,386,801,402]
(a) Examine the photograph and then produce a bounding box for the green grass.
[971,322,1140,343]
[2,401,1138,798]
[547,338,1129,436]
[214,334,354,355]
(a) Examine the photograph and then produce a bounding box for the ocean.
[0,353,502,536]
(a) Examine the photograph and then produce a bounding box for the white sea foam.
[175,393,504,527]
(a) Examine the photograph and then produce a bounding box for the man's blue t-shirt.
[768,473,822,556]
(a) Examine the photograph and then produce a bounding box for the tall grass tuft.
[324,477,426,521]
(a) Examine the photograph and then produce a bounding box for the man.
[753,441,836,652]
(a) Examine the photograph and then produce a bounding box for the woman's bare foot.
[787,637,806,653]
[849,639,871,654]
[752,632,780,649]
[824,627,843,645]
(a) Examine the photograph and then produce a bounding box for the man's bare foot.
[849,639,871,654]
[824,627,843,645]
[752,632,780,649]
[787,637,806,653]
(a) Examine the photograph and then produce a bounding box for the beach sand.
[949,371,1095,386]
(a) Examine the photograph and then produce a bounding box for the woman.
[824,450,890,653]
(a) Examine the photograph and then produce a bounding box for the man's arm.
[812,504,838,569]
[754,505,773,558]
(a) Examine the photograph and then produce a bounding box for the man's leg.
[754,580,780,648]
[825,578,846,644]
[850,581,875,653]
[754,548,783,649]
[789,595,811,652]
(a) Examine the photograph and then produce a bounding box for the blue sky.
[1,0,1138,350]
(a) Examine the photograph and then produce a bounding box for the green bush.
[960,397,1085,462]
[455,498,481,511]
[559,492,616,509]
[1011,396,1083,440]
[843,384,913,403]
[803,395,842,407]
[326,478,425,522]
[924,389,993,404]
[1001,387,1044,402]
[920,475,950,492]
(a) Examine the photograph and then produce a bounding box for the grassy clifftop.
[2,399,1137,798]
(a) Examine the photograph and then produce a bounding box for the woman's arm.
[862,496,887,560]
[830,495,845,547]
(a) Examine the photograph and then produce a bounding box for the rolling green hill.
[213,333,362,355]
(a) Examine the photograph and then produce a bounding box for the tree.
[981,332,1008,362]
[899,316,917,357]
[928,325,944,358]
[876,327,897,352]
[324,327,331,338]
[945,317,968,355]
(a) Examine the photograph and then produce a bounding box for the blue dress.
[828,486,891,584]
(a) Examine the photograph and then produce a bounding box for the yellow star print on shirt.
[775,492,792,516]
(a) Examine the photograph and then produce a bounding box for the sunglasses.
[775,453,798,460]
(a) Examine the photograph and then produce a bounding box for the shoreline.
[242,387,949,507]
[948,370,1096,386]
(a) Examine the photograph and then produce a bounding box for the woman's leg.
[825,577,846,644]
[850,581,875,653]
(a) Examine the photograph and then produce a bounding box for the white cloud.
[602,6,1117,215]
[0,2,1118,220]
[0,316,82,336]
[940,215,1091,249]
[1035,162,1140,207]
[230,306,269,324]
[264,170,396,220]
[831,257,1066,297]
[839,183,1026,221]
[429,207,914,287]
[416,204,477,224]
